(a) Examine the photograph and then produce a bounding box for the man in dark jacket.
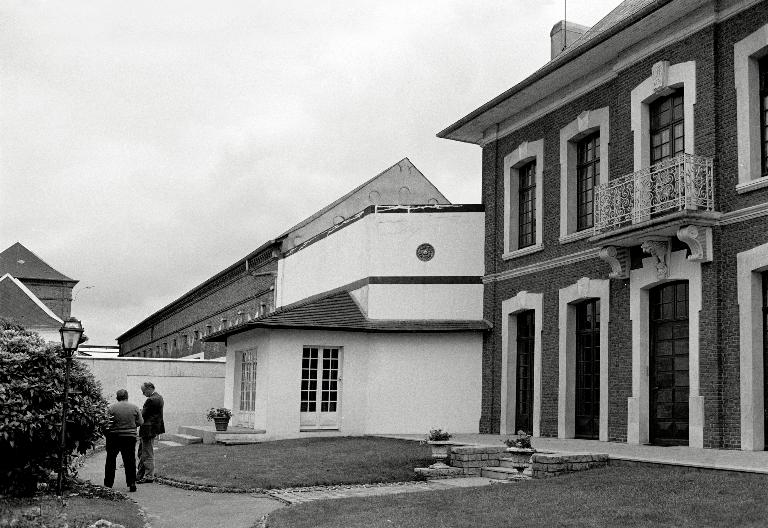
[136,381,165,483]
[104,389,143,492]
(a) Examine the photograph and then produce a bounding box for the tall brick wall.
[478,4,768,449]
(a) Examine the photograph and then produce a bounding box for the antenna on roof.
[562,0,568,52]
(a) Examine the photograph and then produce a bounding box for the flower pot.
[504,447,535,465]
[213,416,230,431]
[427,440,453,461]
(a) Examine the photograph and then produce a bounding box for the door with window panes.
[300,347,342,429]
[237,349,257,428]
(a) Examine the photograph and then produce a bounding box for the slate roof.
[204,290,491,342]
[0,274,63,327]
[0,242,75,282]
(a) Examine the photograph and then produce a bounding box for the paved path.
[383,433,768,474]
[78,447,283,528]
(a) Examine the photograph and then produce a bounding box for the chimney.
[550,20,590,60]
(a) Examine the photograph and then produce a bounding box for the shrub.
[503,430,533,450]
[0,318,110,496]
[424,428,452,442]
[205,407,233,421]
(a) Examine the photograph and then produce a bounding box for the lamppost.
[57,317,84,496]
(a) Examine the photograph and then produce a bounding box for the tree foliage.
[0,318,109,496]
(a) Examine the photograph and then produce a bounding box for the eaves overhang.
[437,0,679,145]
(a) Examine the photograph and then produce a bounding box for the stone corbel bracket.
[676,225,713,263]
[598,246,629,279]
[641,239,670,279]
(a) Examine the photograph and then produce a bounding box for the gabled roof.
[0,273,64,327]
[204,290,491,342]
[0,242,76,282]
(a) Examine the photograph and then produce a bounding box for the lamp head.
[59,317,84,357]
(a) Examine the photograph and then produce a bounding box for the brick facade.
[455,1,768,449]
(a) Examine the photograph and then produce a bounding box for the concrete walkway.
[78,447,283,528]
[384,434,768,474]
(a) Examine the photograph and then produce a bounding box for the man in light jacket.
[104,389,143,492]
[136,381,165,483]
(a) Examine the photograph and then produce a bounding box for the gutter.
[436,0,673,141]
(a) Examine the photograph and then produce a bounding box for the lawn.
[266,465,768,528]
[155,436,433,489]
[0,494,145,528]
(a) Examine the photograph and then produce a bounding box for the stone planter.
[427,440,455,469]
[504,447,536,465]
[213,416,230,431]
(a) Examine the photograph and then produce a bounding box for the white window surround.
[627,249,704,448]
[737,241,768,450]
[631,61,697,171]
[559,108,610,242]
[503,140,544,260]
[557,278,610,441]
[500,291,543,437]
[735,23,768,192]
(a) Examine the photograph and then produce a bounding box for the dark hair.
[141,381,155,391]
[116,389,128,401]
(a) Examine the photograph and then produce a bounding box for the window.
[650,89,684,164]
[761,57,768,176]
[503,139,543,258]
[735,24,768,190]
[763,271,768,446]
[300,347,342,429]
[576,133,599,231]
[518,161,537,249]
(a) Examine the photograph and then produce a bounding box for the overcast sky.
[0,0,620,345]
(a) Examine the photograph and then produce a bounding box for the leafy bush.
[424,428,452,442]
[0,318,109,496]
[205,407,232,421]
[503,430,533,450]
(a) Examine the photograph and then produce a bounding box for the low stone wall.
[530,453,608,478]
[448,445,507,475]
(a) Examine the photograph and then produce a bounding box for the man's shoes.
[135,478,154,484]
[129,485,137,492]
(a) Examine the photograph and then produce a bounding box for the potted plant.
[206,407,233,431]
[502,430,536,466]
[422,428,453,467]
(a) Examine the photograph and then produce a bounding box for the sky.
[0,0,620,345]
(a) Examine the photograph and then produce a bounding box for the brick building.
[439,0,768,450]
[117,158,449,359]
[0,242,77,341]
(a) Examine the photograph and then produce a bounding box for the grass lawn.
[0,494,145,528]
[267,465,768,528]
[155,436,433,489]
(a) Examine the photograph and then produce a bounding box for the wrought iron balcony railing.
[593,153,714,234]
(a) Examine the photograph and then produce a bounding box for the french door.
[300,347,342,429]
[575,299,600,439]
[515,311,535,434]
[650,281,689,446]
[237,349,257,428]
[763,272,768,450]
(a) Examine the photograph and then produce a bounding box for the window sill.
[736,176,768,194]
[503,244,544,260]
[559,230,593,244]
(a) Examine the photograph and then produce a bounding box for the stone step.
[481,466,530,481]
[499,457,531,469]
[216,433,265,445]
[162,433,203,445]
[158,440,185,448]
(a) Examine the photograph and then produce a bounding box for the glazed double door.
[649,281,690,446]
[575,300,600,440]
[515,311,534,434]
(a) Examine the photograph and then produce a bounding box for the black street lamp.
[57,317,84,496]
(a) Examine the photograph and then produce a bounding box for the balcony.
[592,154,717,245]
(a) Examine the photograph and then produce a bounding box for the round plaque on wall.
[416,243,435,262]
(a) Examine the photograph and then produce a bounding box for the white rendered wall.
[77,357,225,437]
[277,211,484,308]
[226,329,482,439]
[366,283,483,320]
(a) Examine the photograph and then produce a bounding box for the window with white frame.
[503,139,544,259]
[559,108,609,242]
[735,23,768,192]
